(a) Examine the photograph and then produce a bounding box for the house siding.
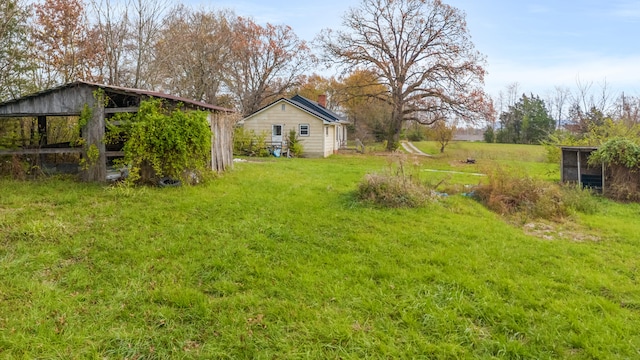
[324,125,335,157]
[243,100,330,157]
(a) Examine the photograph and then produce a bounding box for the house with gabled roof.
[240,94,348,158]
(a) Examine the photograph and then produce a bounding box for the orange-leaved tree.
[32,0,102,86]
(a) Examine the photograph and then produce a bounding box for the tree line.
[0,0,314,117]
[486,81,640,145]
[1,0,492,150]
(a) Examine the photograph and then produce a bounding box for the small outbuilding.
[0,81,235,181]
[561,146,604,190]
[240,94,348,158]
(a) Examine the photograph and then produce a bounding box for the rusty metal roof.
[0,81,235,113]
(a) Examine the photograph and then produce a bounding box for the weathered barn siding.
[0,81,235,181]
[0,84,96,116]
[243,100,328,157]
[210,113,235,172]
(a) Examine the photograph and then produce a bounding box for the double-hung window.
[299,124,310,136]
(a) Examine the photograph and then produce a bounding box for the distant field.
[1,143,639,358]
[407,141,558,187]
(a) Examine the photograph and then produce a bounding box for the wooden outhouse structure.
[560,146,604,190]
[0,81,235,181]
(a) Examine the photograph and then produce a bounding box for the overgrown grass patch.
[356,154,435,207]
[473,166,602,228]
[1,149,640,358]
[411,141,559,181]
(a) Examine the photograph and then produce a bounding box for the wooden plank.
[106,151,124,157]
[82,94,106,182]
[0,148,83,155]
[0,84,94,116]
[104,107,139,114]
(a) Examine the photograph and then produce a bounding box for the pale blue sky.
[198,0,640,99]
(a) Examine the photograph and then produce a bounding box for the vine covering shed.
[0,81,236,181]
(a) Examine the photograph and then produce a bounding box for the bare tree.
[550,86,570,130]
[318,0,490,150]
[90,0,131,86]
[615,93,640,125]
[573,77,594,114]
[153,6,233,105]
[225,17,313,116]
[505,82,520,108]
[131,0,168,88]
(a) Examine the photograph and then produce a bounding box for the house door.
[272,124,283,145]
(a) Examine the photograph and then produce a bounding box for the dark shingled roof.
[289,94,345,123]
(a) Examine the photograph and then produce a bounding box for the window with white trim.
[299,124,310,136]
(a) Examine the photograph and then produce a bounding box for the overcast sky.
[199,0,640,100]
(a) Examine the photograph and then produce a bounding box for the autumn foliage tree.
[290,74,339,109]
[153,6,233,105]
[319,0,490,150]
[32,0,102,86]
[334,69,391,142]
[226,17,313,116]
[428,118,455,153]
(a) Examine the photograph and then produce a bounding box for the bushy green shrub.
[287,129,304,157]
[483,126,495,143]
[233,127,270,157]
[588,137,640,202]
[588,137,640,168]
[122,99,211,185]
[405,127,426,142]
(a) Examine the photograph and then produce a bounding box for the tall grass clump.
[474,167,567,220]
[560,183,599,214]
[357,154,433,207]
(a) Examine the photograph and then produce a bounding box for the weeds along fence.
[604,164,640,202]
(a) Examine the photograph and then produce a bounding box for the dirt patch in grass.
[523,222,601,242]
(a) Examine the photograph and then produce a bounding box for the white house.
[240,94,348,158]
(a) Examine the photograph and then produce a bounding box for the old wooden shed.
[0,81,235,181]
[560,146,605,190]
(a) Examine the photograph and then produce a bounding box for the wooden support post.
[577,150,581,186]
[210,112,234,172]
[82,95,107,182]
[37,116,47,146]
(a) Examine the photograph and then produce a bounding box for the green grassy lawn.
[1,144,640,358]
[411,141,559,181]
